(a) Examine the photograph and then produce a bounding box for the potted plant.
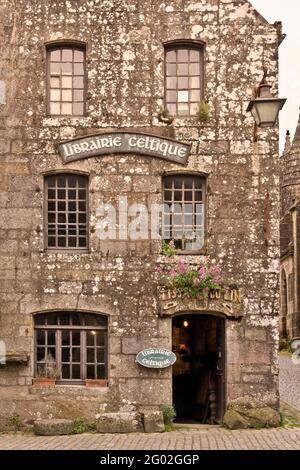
[33,355,58,386]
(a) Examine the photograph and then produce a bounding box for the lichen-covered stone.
[223,410,249,430]
[34,419,73,436]
[96,413,143,434]
[224,407,281,429]
[143,411,165,433]
[0,0,282,429]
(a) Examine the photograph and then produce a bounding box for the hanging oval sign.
[136,348,177,369]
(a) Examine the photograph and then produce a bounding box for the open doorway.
[172,314,225,424]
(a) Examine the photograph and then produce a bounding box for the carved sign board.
[158,287,243,319]
[58,132,191,164]
[136,348,177,369]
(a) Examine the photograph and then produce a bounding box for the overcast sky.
[250,0,300,153]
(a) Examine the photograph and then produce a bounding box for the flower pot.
[85,379,108,388]
[32,377,56,387]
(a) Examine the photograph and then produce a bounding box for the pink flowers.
[178,259,187,274]
[158,254,225,298]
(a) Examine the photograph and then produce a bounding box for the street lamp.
[247,70,286,127]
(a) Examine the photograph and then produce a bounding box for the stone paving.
[0,354,299,450]
[279,353,300,411]
[0,426,300,450]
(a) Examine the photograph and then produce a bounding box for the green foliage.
[161,240,176,257]
[161,405,176,431]
[160,105,170,118]
[71,417,97,434]
[72,417,88,434]
[9,414,21,431]
[196,100,211,122]
[279,336,291,352]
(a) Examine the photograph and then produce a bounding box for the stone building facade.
[0,0,283,429]
[280,119,300,341]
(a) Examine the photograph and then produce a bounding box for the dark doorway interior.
[172,314,225,424]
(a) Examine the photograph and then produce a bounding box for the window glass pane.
[74,89,84,101]
[36,330,46,346]
[97,349,105,362]
[62,49,73,62]
[178,91,189,103]
[178,103,189,115]
[72,331,80,346]
[74,50,84,62]
[74,63,84,75]
[62,364,70,379]
[177,49,189,62]
[50,62,60,74]
[87,348,95,363]
[166,50,176,62]
[166,63,176,76]
[50,49,61,61]
[51,77,60,88]
[86,330,95,346]
[190,49,200,62]
[61,102,72,115]
[73,76,84,88]
[178,76,188,89]
[35,315,46,326]
[178,63,189,75]
[62,76,72,88]
[190,103,197,115]
[37,348,45,362]
[72,348,81,363]
[166,77,177,90]
[189,63,200,75]
[62,348,70,362]
[166,91,176,102]
[97,365,106,379]
[73,102,84,115]
[168,103,176,115]
[72,365,80,379]
[190,76,200,89]
[87,365,95,379]
[47,330,56,345]
[50,89,60,101]
[50,102,60,115]
[96,331,105,346]
[191,90,200,102]
[62,89,72,101]
[61,62,72,75]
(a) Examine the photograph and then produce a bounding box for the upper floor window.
[34,312,108,384]
[47,44,86,116]
[163,175,205,251]
[165,45,203,117]
[45,173,88,251]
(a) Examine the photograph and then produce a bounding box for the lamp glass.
[253,100,281,127]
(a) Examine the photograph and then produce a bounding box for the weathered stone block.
[143,411,165,433]
[223,410,249,430]
[96,412,143,433]
[224,407,280,429]
[33,419,73,436]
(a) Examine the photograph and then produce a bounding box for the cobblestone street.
[0,426,300,450]
[279,353,300,411]
[0,354,299,450]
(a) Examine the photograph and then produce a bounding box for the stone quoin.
[0,0,283,431]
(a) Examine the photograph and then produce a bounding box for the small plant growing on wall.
[158,105,174,125]
[196,100,211,123]
[161,405,176,432]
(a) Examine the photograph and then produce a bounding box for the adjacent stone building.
[0,0,283,430]
[280,119,300,341]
